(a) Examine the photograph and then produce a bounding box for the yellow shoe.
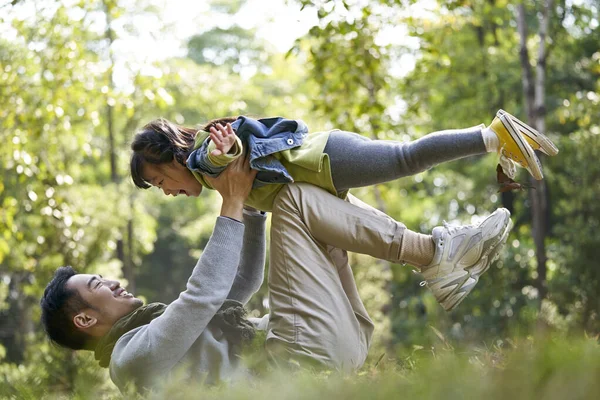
[497,109,559,156]
[489,112,544,180]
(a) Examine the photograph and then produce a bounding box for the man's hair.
[40,266,95,350]
[130,116,237,190]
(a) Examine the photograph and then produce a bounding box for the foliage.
[149,335,600,400]
[3,334,600,399]
[292,0,600,349]
[0,0,599,396]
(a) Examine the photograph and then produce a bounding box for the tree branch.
[0,0,21,10]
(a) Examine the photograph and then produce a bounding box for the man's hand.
[209,123,237,157]
[205,152,257,221]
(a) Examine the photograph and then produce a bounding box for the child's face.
[142,160,203,197]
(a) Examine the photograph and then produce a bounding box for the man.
[40,155,512,392]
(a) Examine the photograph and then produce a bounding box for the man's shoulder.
[109,326,147,370]
[108,326,149,391]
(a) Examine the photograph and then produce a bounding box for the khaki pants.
[265,183,407,371]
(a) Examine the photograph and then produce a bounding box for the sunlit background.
[1,0,599,398]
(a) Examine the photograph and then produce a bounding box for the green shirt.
[190,130,341,211]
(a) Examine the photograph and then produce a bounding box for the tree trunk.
[103,0,133,287]
[0,274,27,363]
[516,0,553,303]
[124,194,136,293]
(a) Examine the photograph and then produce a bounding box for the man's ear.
[73,312,97,330]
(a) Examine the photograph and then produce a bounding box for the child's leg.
[325,126,487,191]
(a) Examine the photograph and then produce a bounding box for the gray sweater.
[109,214,267,391]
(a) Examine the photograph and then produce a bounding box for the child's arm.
[206,123,244,167]
[187,123,245,178]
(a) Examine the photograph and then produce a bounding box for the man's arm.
[227,210,267,304]
[110,155,257,384]
[110,217,244,383]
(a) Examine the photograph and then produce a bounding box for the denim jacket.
[186,116,308,186]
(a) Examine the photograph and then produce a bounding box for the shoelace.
[411,269,428,287]
[419,221,476,288]
[499,154,517,179]
[442,220,474,236]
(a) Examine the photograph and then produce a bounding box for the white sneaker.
[421,208,513,311]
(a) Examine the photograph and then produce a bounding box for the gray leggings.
[324,126,486,191]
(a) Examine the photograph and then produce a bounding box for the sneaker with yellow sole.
[496,109,559,156]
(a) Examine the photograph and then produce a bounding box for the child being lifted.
[130,110,557,310]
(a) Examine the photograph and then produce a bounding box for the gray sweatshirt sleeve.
[227,213,267,304]
[109,217,244,383]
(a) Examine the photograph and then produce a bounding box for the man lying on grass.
[40,155,512,393]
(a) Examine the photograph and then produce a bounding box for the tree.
[515,0,553,303]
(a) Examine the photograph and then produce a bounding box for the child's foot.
[484,113,544,180]
[496,109,559,156]
[420,208,513,311]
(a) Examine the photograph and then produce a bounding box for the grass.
[3,333,599,400]
[150,333,600,400]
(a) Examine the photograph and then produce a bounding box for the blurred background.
[0,0,599,397]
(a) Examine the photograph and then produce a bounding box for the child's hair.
[130,116,237,189]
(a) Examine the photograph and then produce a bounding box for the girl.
[128,110,557,310]
[130,109,557,210]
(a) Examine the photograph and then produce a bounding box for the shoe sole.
[497,109,559,156]
[499,114,544,181]
[441,214,513,311]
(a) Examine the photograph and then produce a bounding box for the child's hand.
[209,123,237,156]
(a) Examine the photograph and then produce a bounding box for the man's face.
[142,160,203,197]
[66,274,143,336]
